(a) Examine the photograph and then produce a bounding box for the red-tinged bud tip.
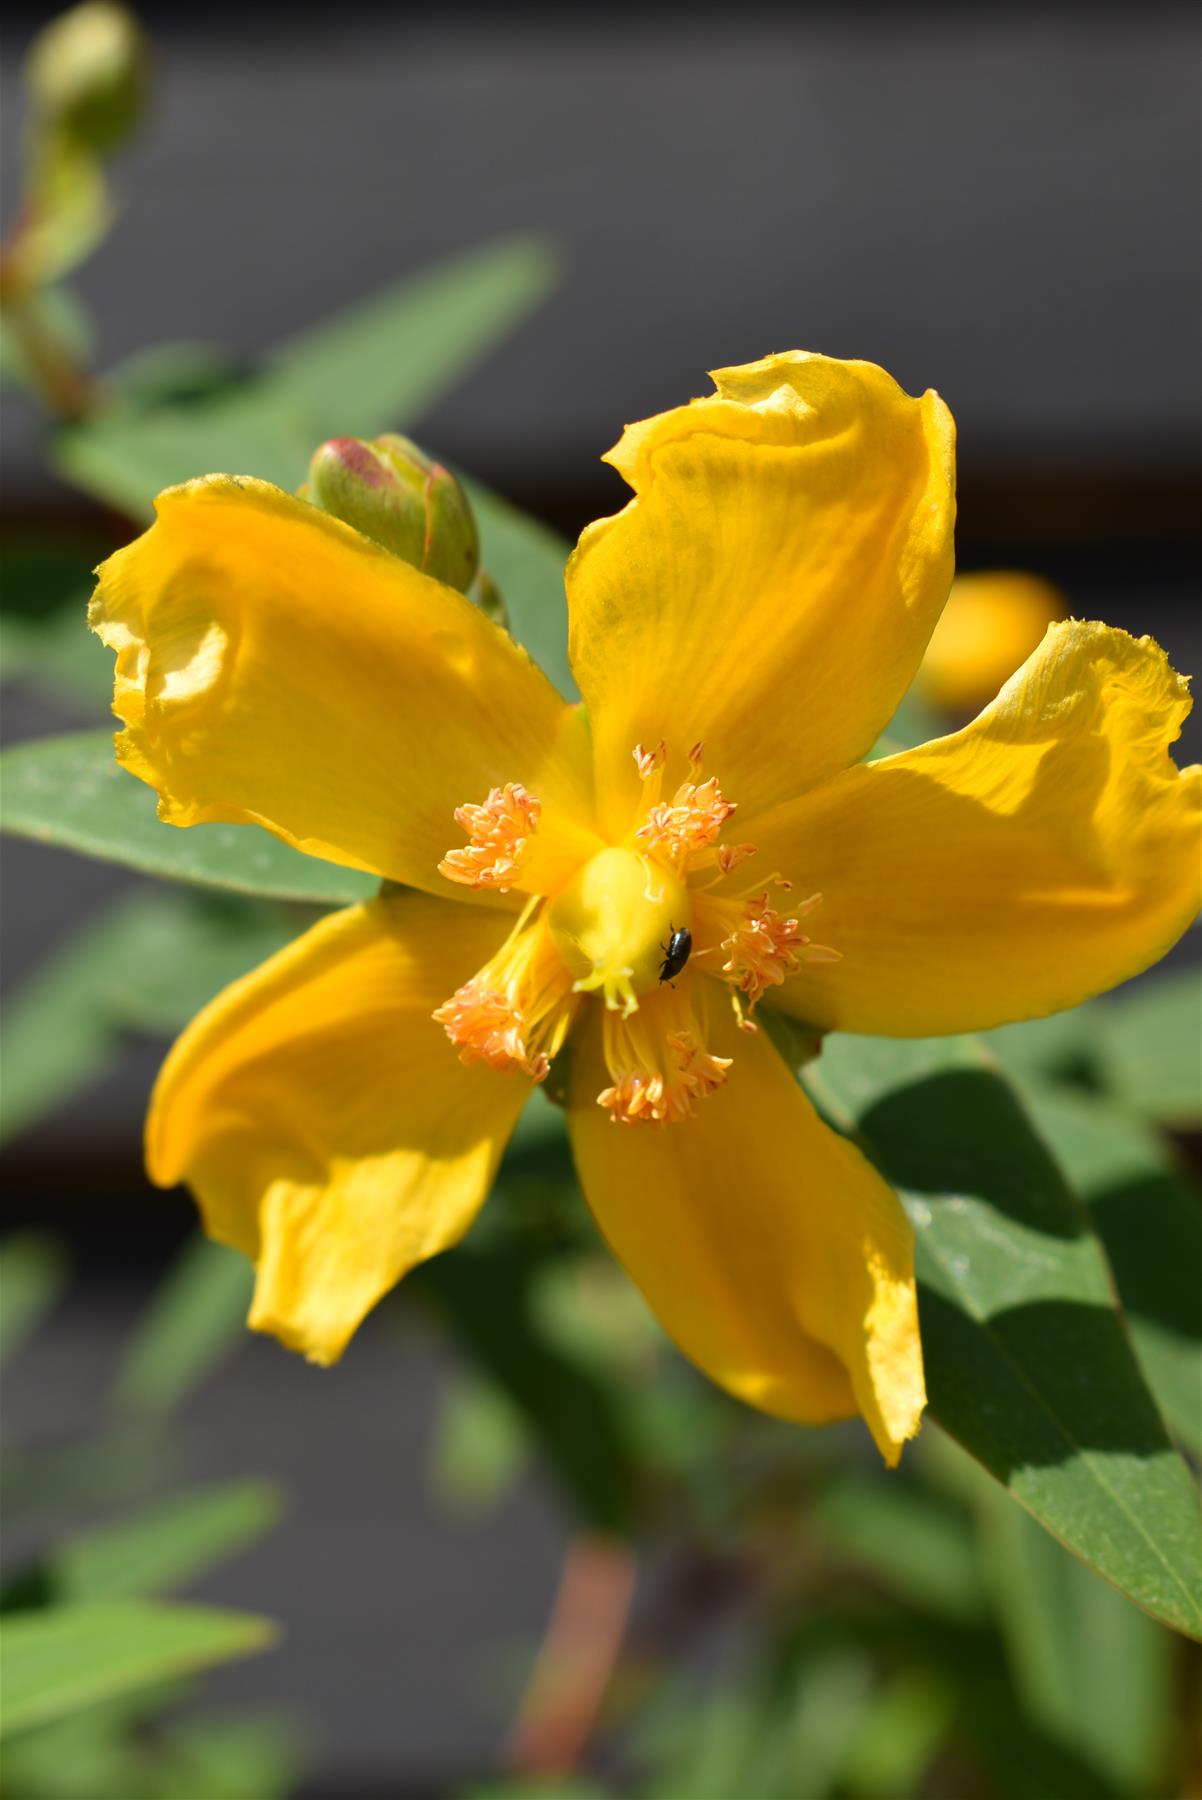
[306,432,480,594]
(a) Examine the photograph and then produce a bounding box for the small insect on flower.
[659,924,693,984]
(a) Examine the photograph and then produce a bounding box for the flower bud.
[26,3,149,156]
[307,434,480,594]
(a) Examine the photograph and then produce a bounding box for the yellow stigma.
[547,846,689,1016]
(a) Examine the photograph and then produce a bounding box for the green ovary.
[548,847,689,1016]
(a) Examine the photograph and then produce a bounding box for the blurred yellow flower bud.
[306,434,480,594]
[917,570,1066,714]
[26,3,149,156]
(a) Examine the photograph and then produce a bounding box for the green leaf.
[1,539,111,712]
[54,236,559,518]
[840,1672,954,1799]
[671,1654,878,1800]
[988,974,1201,1133]
[0,1688,186,1800]
[814,1472,986,1624]
[98,892,307,1038]
[0,1234,68,1366]
[2,602,111,712]
[271,235,560,438]
[111,1236,253,1417]
[986,1002,1107,1092]
[416,1243,634,1532]
[429,1374,530,1513]
[152,1712,301,1800]
[1018,1082,1202,1456]
[981,1490,1173,1789]
[55,371,308,519]
[0,910,122,1148]
[0,1600,275,1738]
[0,730,376,903]
[467,479,574,699]
[1,1425,169,1526]
[1097,974,1202,1129]
[0,889,301,1147]
[56,1480,283,1601]
[804,1032,1202,1640]
[2,1702,301,1800]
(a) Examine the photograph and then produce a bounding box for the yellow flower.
[916,569,1066,714]
[88,353,1201,1467]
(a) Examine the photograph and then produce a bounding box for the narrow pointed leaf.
[111,1236,253,1417]
[466,480,574,700]
[980,1490,1172,1789]
[0,915,119,1147]
[416,1243,634,1533]
[1096,974,1202,1129]
[272,234,559,434]
[0,1235,68,1365]
[0,1601,276,1738]
[815,1473,986,1624]
[0,540,109,711]
[0,730,375,903]
[1018,1082,1202,1456]
[56,1481,283,1601]
[0,890,300,1147]
[53,236,559,518]
[803,1032,1202,1639]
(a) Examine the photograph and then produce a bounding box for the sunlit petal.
[148,892,525,1362]
[567,1000,925,1464]
[91,477,597,904]
[746,623,1201,1035]
[567,352,955,835]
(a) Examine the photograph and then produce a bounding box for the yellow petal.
[91,477,597,904]
[148,892,527,1363]
[748,623,1201,1036]
[915,570,1066,715]
[567,352,955,836]
[566,1000,925,1464]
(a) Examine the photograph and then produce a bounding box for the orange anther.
[439,782,541,891]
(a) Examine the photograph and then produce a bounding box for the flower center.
[547,845,689,1017]
[432,742,840,1121]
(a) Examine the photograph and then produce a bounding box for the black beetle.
[658,924,693,983]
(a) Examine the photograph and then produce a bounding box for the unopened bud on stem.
[307,433,480,594]
[27,3,149,156]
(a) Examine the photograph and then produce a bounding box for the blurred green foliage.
[0,1232,292,1796]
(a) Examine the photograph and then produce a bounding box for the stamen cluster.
[439,782,541,891]
[433,740,839,1126]
[721,890,838,1007]
[432,978,540,1077]
[636,742,737,872]
[433,910,576,1082]
[598,1026,732,1125]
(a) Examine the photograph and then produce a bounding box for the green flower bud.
[307,434,480,594]
[26,3,149,157]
